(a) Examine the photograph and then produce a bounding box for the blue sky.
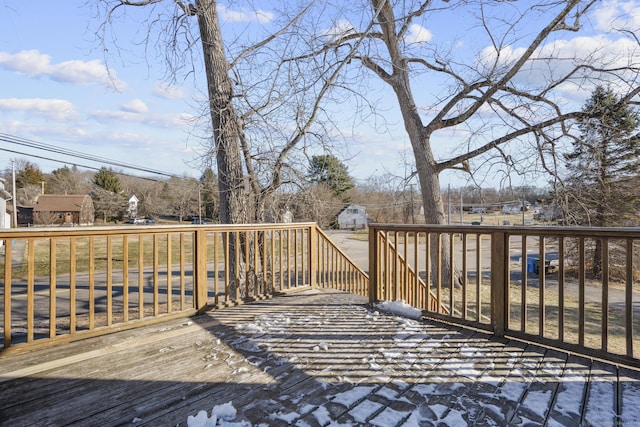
[1,1,639,188]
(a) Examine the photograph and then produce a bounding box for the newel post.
[193,229,209,312]
[491,230,508,337]
[368,225,378,304]
[308,224,318,288]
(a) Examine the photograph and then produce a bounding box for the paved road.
[325,230,369,272]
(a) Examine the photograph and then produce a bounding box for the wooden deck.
[2,289,640,426]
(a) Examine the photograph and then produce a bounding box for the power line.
[0,132,178,178]
[0,147,170,183]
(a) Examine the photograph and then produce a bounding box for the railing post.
[308,225,318,288]
[491,230,507,337]
[193,229,209,312]
[368,225,378,304]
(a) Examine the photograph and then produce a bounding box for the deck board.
[1,289,640,426]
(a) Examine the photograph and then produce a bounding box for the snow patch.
[187,401,248,427]
[375,300,422,320]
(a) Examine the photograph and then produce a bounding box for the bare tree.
[119,175,167,218]
[162,176,199,221]
[295,0,640,286]
[92,0,380,299]
[92,1,362,225]
[47,166,87,195]
[324,0,638,224]
[318,0,640,226]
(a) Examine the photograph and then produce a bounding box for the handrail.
[368,223,640,368]
[314,227,369,296]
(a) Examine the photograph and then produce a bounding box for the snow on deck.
[1,289,639,426]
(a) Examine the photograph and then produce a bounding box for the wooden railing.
[315,228,369,296]
[6,220,637,367]
[0,223,368,352]
[371,231,442,313]
[369,224,640,367]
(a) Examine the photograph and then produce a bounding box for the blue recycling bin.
[527,257,536,273]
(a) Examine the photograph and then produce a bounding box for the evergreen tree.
[562,85,640,276]
[308,154,354,199]
[15,160,45,189]
[91,167,126,222]
[93,167,122,194]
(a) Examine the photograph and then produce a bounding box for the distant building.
[337,204,368,229]
[502,204,521,214]
[33,194,95,226]
[127,195,139,220]
[0,179,11,246]
[281,208,293,224]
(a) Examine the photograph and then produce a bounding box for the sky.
[1,1,639,189]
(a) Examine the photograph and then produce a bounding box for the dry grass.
[434,273,640,359]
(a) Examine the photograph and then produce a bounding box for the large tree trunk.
[196,0,248,299]
[373,0,455,289]
[196,0,247,225]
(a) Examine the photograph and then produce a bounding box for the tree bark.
[196,0,247,225]
[370,0,454,287]
[195,0,249,299]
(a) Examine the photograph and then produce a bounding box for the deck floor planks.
[510,347,568,424]
[547,353,591,426]
[618,366,640,425]
[1,289,640,426]
[582,360,620,426]
[1,326,246,424]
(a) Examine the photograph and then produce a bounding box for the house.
[337,204,368,229]
[0,178,11,231]
[33,194,95,226]
[127,195,139,220]
[502,204,521,214]
[0,179,11,246]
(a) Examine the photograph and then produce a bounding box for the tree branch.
[436,111,586,172]
[427,0,582,131]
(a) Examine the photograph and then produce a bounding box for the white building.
[0,178,12,246]
[127,195,139,220]
[337,204,368,229]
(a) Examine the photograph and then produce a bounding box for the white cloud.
[153,83,186,100]
[405,24,432,44]
[90,110,140,123]
[477,34,640,94]
[0,50,126,90]
[219,5,273,23]
[0,98,77,120]
[323,19,356,42]
[594,0,640,32]
[90,109,194,128]
[121,99,148,114]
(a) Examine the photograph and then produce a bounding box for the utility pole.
[447,184,451,225]
[410,184,415,224]
[198,185,202,224]
[11,159,17,228]
[522,186,526,225]
[459,190,463,224]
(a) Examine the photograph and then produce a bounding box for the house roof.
[34,195,90,212]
